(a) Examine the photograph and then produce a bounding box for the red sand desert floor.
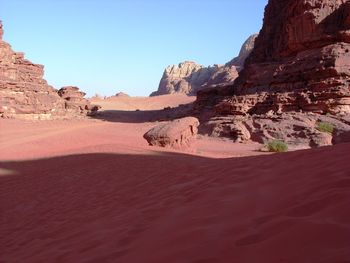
[1,143,350,262]
[1,96,349,262]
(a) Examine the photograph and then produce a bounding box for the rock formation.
[0,22,98,119]
[211,0,350,116]
[195,0,350,148]
[226,34,257,68]
[150,34,257,96]
[143,117,199,149]
[115,92,130,97]
[58,86,100,114]
[203,113,350,148]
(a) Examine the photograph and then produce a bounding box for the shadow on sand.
[90,102,195,124]
[91,109,175,123]
[1,144,350,262]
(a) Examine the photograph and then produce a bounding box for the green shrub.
[266,140,288,153]
[316,122,334,134]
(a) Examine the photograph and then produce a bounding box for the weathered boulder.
[151,34,257,96]
[143,117,199,149]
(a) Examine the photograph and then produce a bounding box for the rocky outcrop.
[226,34,258,68]
[202,113,350,149]
[208,0,350,116]
[151,34,257,96]
[115,92,130,97]
[58,86,100,114]
[0,22,98,119]
[194,0,350,148]
[150,62,224,96]
[0,23,64,119]
[143,117,199,149]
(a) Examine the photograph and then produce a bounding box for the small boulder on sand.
[143,117,199,149]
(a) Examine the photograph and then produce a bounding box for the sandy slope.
[1,143,350,262]
[1,95,349,262]
[91,94,196,111]
[0,119,263,161]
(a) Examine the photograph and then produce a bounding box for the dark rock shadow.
[320,2,350,34]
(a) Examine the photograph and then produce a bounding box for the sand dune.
[1,95,349,262]
[1,143,350,262]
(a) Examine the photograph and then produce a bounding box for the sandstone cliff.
[210,0,350,116]
[226,34,257,68]
[150,34,257,96]
[0,22,98,119]
[58,86,100,115]
[195,0,350,148]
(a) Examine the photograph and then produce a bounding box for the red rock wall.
[202,0,350,116]
[0,36,66,119]
[246,0,350,62]
[151,35,257,97]
[0,22,98,119]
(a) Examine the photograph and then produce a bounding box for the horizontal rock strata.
[203,0,350,116]
[0,22,98,119]
[194,0,350,148]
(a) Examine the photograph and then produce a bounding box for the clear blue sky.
[0,0,267,97]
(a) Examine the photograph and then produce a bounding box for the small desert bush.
[316,122,334,134]
[266,140,288,153]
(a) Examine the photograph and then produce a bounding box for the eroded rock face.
[211,0,350,116]
[150,62,224,96]
[194,0,350,148]
[151,34,257,96]
[0,23,65,119]
[143,117,199,149]
[226,34,258,68]
[58,86,100,115]
[202,113,350,149]
[0,22,98,119]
